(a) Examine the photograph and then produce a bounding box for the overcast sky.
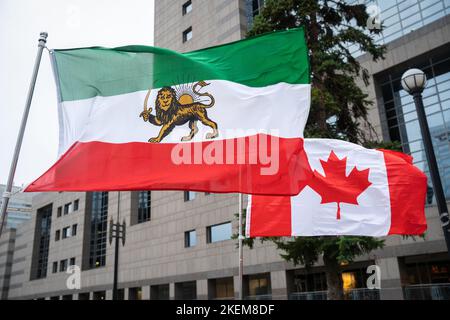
[0,0,155,187]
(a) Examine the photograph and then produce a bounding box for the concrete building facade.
[1,0,450,300]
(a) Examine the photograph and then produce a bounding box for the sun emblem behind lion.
[139,80,218,143]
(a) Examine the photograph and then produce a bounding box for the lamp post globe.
[401,68,427,94]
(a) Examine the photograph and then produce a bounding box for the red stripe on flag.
[25,134,310,195]
[249,195,292,237]
[380,149,427,235]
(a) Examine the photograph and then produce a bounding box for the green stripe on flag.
[53,28,309,102]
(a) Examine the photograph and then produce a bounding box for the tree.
[246,0,388,300]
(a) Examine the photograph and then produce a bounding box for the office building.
[1,0,450,300]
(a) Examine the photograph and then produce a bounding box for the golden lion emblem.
[139,81,218,143]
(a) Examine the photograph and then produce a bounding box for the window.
[69,257,76,266]
[55,230,60,241]
[207,222,232,243]
[175,281,197,300]
[62,226,71,239]
[72,224,77,236]
[404,256,450,285]
[93,291,106,300]
[289,266,375,298]
[138,191,151,223]
[129,287,143,300]
[60,259,67,272]
[182,27,192,43]
[205,192,210,196]
[151,284,170,300]
[247,0,265,27]
[88,192,108,268]
[78,293,90,300]
[74,199,79,211]
[31,204,52,280]
[64,202,72,215]
[248,273,271,297]
[184,230,196,248]
[57,206,62,217]
[210,277,234,299]
[252,0,265,17]
[52,262,58,274]
[292,271,327,293]
[182,0,192,15]
[184,191,196,202]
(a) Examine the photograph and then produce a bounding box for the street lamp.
[401,68,450,255]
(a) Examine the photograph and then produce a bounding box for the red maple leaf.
[308,150,372,220]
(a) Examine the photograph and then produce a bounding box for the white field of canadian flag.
[246,139,428,237]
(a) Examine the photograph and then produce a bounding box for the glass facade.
[34,204,52,279]
[349,0,450,55]
[89,192,108,268]
[378,47,450,200]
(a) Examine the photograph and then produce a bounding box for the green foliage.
[244,1,393,298]
[363,140,402,151]
[248,0,386,143]
[273,236,384,268]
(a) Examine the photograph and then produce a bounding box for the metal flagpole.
[0,32,48,238]
[238,192,244,300]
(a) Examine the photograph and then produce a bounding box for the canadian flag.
[246,139,428,237]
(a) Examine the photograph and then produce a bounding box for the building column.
[377,257,404,300]
[142,285,151,300]
[124,287,130,300]
[233,275,240,299]
[197,279,208,300]
[106,290,113,300]
[169,283,175,300]
[270,270,288,300]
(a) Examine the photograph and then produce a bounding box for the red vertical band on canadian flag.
[381,149,428,235]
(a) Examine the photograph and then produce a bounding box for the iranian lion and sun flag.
[25,28,427,237]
